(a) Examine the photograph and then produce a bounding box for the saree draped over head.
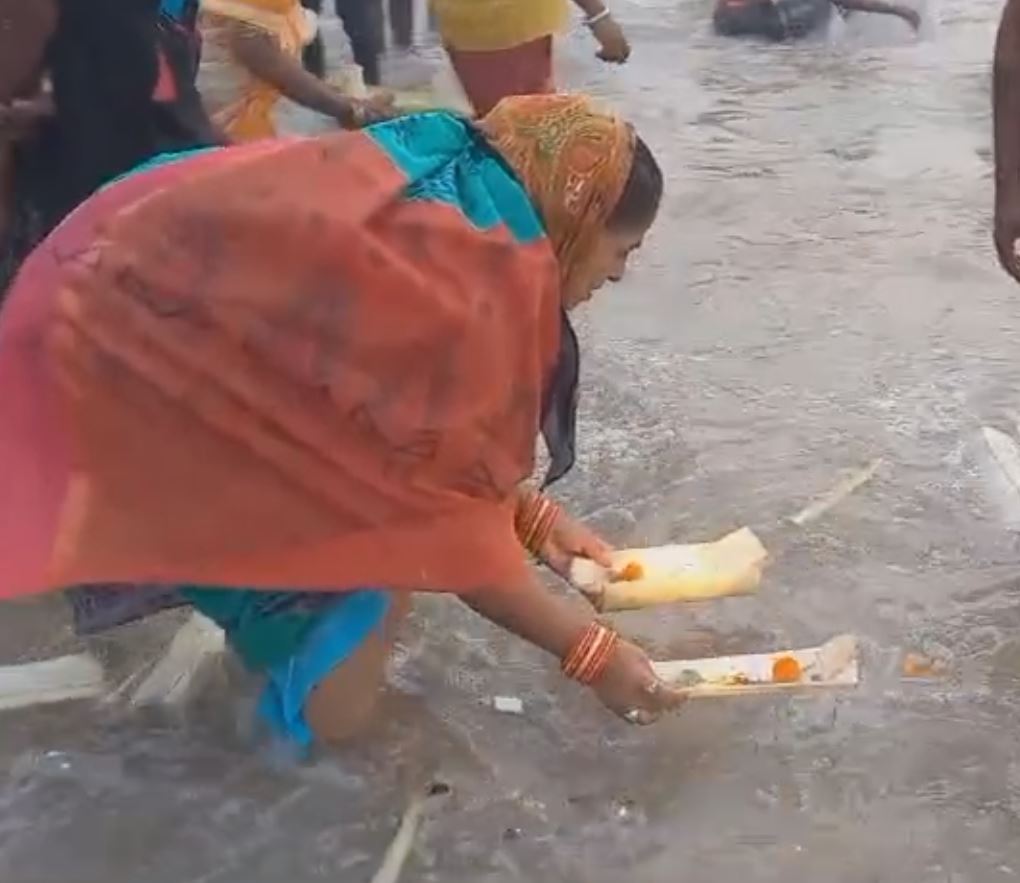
[0,112,570,599]
[481,95,635,483]
[197,0,315,141]
[480,94,636,293]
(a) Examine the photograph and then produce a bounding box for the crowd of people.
[0,0,1011,752]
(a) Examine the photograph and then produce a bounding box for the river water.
[3,1,1020,880]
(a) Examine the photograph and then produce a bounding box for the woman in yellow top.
[432,0,631,117]
[197,0,393,141]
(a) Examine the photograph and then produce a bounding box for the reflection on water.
[5,1,1020,880]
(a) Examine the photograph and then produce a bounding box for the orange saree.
[0,116,564,599]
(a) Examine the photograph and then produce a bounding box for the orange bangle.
[515,491,561,557]
[529,501,560,554]
[577,629,619,685]
[561,623,599,679]
[514,490,542,543]
[562,622,619,685]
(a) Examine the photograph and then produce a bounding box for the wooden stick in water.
[370,783,451,883]
[788,459,882,526]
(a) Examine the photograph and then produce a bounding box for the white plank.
[130,612,225,707]
[0,653,105,711]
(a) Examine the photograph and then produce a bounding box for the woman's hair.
[608,136,663,232]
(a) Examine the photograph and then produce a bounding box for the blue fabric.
[159,0,190,20]
[366,112,546,245]
[185,586,391,748]
[259,590,391,747]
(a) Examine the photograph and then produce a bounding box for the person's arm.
[0,0,57,244]
[225,21,391,127]
[513,485,613,579]
[996,0,1020,282]
[464,569,685,722]
[569,0,631,63]
[837,0,920,29]
[0,0,57,103]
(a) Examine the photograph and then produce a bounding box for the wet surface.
[5,0,1020,880]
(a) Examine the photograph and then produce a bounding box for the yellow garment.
[431,0,569,52]
[197,0,315,141]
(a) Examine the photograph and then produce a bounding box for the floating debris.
[902,653,947,679]
[789,458,883,526]
[492,696,524,715]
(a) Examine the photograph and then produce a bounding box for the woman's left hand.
[536,508,613,580]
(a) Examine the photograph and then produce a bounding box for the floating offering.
[653,634,859,698]
[570,528,768,612]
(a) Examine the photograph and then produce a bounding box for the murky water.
[4,1,1020,880]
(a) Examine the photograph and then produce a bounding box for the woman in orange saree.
[0,95,682,746]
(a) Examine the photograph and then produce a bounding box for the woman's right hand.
[340,93,396,129]
[591,14,631,64]
[592,639,686,725]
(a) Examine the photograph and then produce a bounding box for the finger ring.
[623,709,642,725]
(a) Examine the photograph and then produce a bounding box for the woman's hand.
[0,93,53,144]
[592,639,686,725]
[591,14,631,63]
[897,6,922,29]
[996,184,1020,282]
[536,508,613,579]
[341,92,396,129]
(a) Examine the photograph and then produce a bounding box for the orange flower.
[771,656,802,683]
[610,561,644,583]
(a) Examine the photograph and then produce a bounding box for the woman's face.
[562,221,652,311]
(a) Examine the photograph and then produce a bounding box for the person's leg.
[334,0,384,86]
[301,0,327,78]
[305,591,411,743]
[446,35,553,118]
[713,0,787,39]
[776,0,833,38]
[388,0,413,50]
[184,586,408,747]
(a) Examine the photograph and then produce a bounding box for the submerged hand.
[592,639,686,724]
[537,509,613,580]
[591,15,631,63]
[995,187,1020,283]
